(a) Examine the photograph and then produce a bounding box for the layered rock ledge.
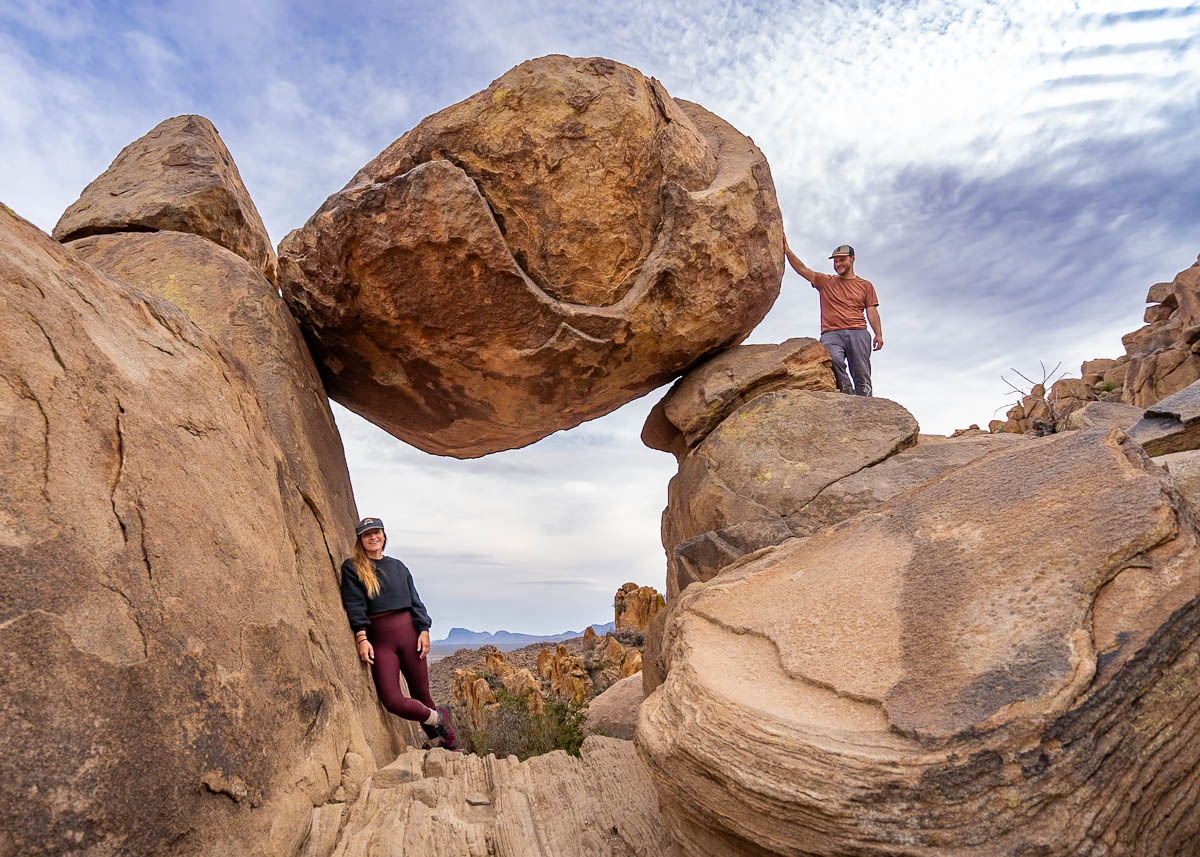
[638,427,1200,857]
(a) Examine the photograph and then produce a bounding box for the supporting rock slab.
[639,427,1200,857]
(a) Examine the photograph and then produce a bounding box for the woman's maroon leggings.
[366,610,436,722]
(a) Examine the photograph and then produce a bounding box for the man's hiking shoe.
[435,705,457,750]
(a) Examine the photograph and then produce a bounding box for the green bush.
[466,687,588,761]
[1096,380,1118,393]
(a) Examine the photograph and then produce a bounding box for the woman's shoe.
[435,705,457,750]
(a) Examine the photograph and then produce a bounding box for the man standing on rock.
[783,239,883,396]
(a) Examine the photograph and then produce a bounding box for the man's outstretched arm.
[867,306,884,351]
[783,236,819,284]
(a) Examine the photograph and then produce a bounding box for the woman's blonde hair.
[352,532,385,597]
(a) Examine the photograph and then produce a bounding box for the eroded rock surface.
[306,739,670,857]
[661,390,920,599]
[642,337,836,458]
[639,427,1200,857]
[0,208,402,856]
[53,115,277,280]
[614,582,665,634]
[1122,253,1200,406]
[1129,378,1200,455]
[279,55,784,457]
[584,673,645,741]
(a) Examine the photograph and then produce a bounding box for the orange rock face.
[279,55,784,457]
[614,582,665,633]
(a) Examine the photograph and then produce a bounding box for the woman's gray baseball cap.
[828,244,855,258]
[355,517,385,535]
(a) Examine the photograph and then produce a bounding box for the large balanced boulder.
[52,115,278,281]
[0,205,401,855]
[638,427,1200,856]
[279,55,784,457]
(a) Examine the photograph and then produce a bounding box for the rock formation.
[52,115,278,281]
[993,249,1200,433]
[661,390,919,598]
[584,673,645,741]
[1129,378,1200,456]
[278,54,784,457]
[642,337,836,458]
[1,164,402,852]
[614,582,665,634]
[1122,253,1200,406]
[638,427,1200,856]
[303,739,670,857]
[642,343,1027,694]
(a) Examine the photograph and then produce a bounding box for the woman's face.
[360,528,385,555]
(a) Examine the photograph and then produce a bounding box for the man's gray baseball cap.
[828,244,855,258]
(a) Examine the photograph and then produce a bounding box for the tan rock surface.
[52,115,277,280]
[1062,399,1144,432]
[614,582,665,634]
[661,390,919,598]
[0,208,402,856]
[310,738,670,857]
[639,427,1200,856]
[279,55,784,457]
[1160,449,1200,512]
[545,643,595,704]
[642,338,836,457]
[585,673,645,740]
[1122,253,1200,406]
[1129,378,1200,455]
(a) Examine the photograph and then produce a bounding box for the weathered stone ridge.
[638,427,1200,856]
[0,206,400,855]
[307,738,671,857]
[279,54,784,458]
[53,114,278,281]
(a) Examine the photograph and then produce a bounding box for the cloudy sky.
[4,0,1198,635]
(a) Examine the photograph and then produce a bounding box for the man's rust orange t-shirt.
[812,272,879,333]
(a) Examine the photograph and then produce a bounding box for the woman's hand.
[357,638,374,665]
[417,630,430,660]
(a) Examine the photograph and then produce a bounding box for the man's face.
[833,254,853,275]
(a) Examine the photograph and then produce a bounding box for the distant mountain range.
[435,623,615,646]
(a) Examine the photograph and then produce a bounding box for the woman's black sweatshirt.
[339,556,432,634]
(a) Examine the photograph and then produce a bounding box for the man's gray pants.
[820,328,873,396]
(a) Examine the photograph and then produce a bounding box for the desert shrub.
[1096,380,1118,393]
[466,687,588,761]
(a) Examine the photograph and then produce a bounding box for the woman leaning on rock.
[340,516,456,749]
